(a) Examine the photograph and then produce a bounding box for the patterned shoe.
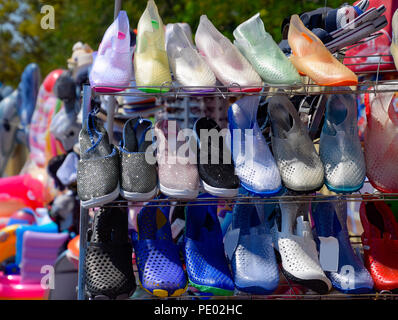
[195,15,262,92]
[320,89,366,193]
[233,13,301,85]
[229,202,279,294]
[271,199,332,294]
[85,207,136,299]
[268,95,324,192]
[133,200,187,297]
[134,0,172,93]
[312,201,374,294]
[185,195,235,295]
[228,96,282,195]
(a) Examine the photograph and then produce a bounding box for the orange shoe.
[288,15,358,86]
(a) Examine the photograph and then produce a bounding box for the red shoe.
[360,199,398,291]
[344,0,398,73]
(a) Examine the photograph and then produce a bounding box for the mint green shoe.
[233,13,301,86]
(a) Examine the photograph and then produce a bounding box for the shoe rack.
[76,0,398,301]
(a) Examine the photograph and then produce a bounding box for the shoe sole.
[240,181,283,196]
[188,280,234,296]
[138,279,188,297]
[201,180,239,198]
[120,186,158,201]
[87,287,136,300]
[159,183,199,200]
[81,184,120,208]
[325,181,364,194]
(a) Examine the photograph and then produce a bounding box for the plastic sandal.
[184,195,235,296]
[195,15,263,92]
[133,201,187,297]
[312,201,374,293]
[364,86,398,193]
[320,89,366,193]
[268,95,324,192]
[288,15,358,86]
[134,0,172,93]
[233,13,301,85]
[391,9,398,70]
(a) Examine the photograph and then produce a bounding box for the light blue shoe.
[312,200,374,294]
[320,89,366,193]
[228,96,282,195]
[230,202,279,294]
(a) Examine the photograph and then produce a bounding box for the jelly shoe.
[320,89,366,193]
[85,207,136,299]
[89,11,132,93]
[193,117,239,197]
[195,15,262,92]
[154,120,199,199]
[233,13,301,85]
[288,15,357,86]
[312,201,374,293]
[271,199,332,294]
[229,203,279,294]
[119,118,158,201]
[228,96,282,195]
[392,9,398,70]
[77,112,120,208]
[268,95,324,192]
[134,0,172,93]
[364,86,398,193]
[185,194,235,295]
[360,199,398,292]
[167,24,216,92]
[133,200,188,297]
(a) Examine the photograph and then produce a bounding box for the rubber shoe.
[230,203,279,294]
[134,0,172,93]
[288,15,357,86]
[184,194,235,296]
[271,199,332,294]
[364,86,398,193]
[167,24,216,91]
[233,13,301,85]
[195,15,262,92]
[119,118,158,201]
[77,113,120,208]
[154,120,199,199]
[320,89,366,193]
[312,201,374,293]
[268,95,324,192]
[193,117,239,197]
[89,11,132,93]
[133,200,187,297]
[228,96,282,195]
[360,199,398,292]
[85,207,136,300]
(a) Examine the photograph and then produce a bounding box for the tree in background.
[0,0,348,86]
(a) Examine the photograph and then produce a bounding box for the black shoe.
[85,207,136,299]
[193,117,239,197]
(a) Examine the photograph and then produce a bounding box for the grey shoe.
[77,113,120,208]
[268,95,324,192]
[119,118,158,201]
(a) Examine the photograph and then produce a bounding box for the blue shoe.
[311,201,374,294]
[230,202,279,294]
[184,194,235,295]
[17,63,40,145]
[228,96,282,195]
[133,199,188,297]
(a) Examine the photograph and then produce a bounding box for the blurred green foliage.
[0,0,348,86]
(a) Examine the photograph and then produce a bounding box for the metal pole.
[114,0,122,19]
[77,84,91,300]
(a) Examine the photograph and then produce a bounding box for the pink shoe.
[154,120,199,199]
